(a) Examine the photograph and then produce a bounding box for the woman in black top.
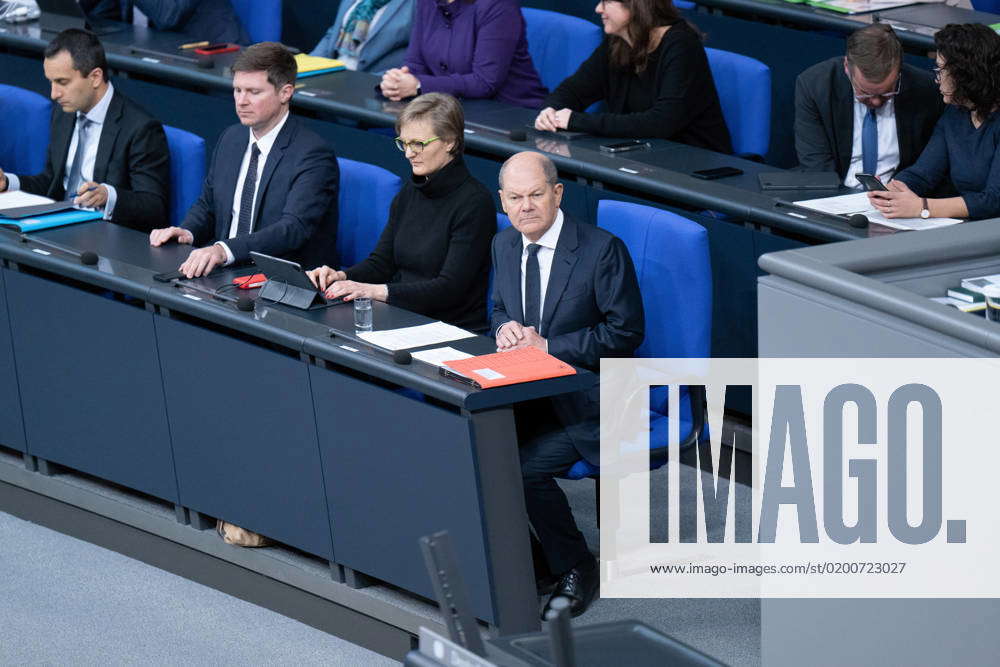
[308,93,495,331]
[534,0,732,154]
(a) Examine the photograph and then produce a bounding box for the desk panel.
[0,267,26,451]
[156,314,334,560]
[4,269,177,500]
[310,366,496,622]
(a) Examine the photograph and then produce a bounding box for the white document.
[411,346,474,368]
[0,190,54,211]
[795,192,961,231]
[356,321,476,351]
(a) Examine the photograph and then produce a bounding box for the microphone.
[847,213,869,228]
[508,129,527,142]
[80,250,99,266]
[393,350,412,365]
[236,294,255,312]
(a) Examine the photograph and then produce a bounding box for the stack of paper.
[777,0,922,14]
[795,191,962,231]
[356,321,476,351]
[294,53,346,79]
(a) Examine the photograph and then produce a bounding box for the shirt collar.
[521,209,564,252]
[80,82,114,125]
[249,110,290,156]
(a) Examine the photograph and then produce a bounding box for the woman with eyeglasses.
[307,93,495,332]
[870,23,1000,220]
[534,0,731,154]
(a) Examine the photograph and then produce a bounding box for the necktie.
[65,116,92,200]
[862,107,878,177]
[524,243,541,331]
[235,143,261,238]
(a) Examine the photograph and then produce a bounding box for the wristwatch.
[920,197,930,219]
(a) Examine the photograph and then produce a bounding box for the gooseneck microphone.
[236,294,256,312]
[847,213,870,228]
[508,129,527,142]
[80,250,99,265]
[393,350,412,365]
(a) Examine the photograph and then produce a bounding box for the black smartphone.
[153,270,185,282]
[856,173,888,191]
[599,139,650,153]
[691,166,743,180]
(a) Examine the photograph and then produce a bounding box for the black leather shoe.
[541,564,599,619]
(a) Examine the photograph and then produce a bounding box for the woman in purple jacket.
[378,0,547,108]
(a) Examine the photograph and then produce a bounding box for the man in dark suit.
[492,151,644,619]
[795,24,944,188]
[150,42,339,279]
[80,0,250,45]
[0,29,169,231]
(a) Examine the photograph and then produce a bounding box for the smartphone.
[194,43,239,56]
[599,139,650,153]
[856,173,888,191]
[691,166,744,180]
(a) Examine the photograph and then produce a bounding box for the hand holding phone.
[856,173,888,191]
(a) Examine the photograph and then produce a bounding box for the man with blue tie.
[492,151,644,619]
[150,42,339,279]
[795,24,944,188]
[0,29,169,231]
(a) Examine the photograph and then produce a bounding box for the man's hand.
[0,167,8,193]
[149,226,194,247]
[512,325,547,353]
[324,280,388,302]
[496,321,525,350]
[306,265,347,290]
[74,181,108,209]
[178,244,227,279]
[380,66,420,101]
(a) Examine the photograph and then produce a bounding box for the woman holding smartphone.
[534,0,731,154]
[870,23,1000,221]
[307,93,495,332]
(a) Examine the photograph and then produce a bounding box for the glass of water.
[354,296,373,331]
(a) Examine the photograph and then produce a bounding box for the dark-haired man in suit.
[492,151,644,619]
[150,42,339,279]
[0,28,169,231]
[795,23,944,188]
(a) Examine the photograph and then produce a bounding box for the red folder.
[441,346,576,389]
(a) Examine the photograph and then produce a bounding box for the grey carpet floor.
[0,510,398,666]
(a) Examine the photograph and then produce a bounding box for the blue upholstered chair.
[162,126,206,228]
[563,200,711,482]
[231,0,282,43]
[971,0,1000,12]
[336,158,402,267]
[0,84,51,175]
[675,0,696,8]
[705,48,771,159]
[521,8,602,94]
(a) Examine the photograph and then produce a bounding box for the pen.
[180,41,209,50]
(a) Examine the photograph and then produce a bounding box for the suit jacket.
[311,0,414,73]
[181,115,339,268]
[81,0,251,45]
[795,58,944,179]
[491,215,644,463]
[18,89,169,232]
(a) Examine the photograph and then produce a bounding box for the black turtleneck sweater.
[344,157,495,332]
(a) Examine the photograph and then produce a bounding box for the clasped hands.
[306,265,387,302]
[149,226,227,279]
[380,66,421,102]
[496,320,546,353]
[534,107,572,132]
[867,179,922,219]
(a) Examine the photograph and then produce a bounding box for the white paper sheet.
[411,346,475,367]
[0,190,54,211]
[356,321,476,351]
[795,192,961,231]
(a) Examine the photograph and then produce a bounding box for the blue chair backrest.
[705,48,771,157]
[336,158,401,267]
[231,0,282,43]
[0,84,50,175]
[486,212,512,320]
[972,0,1000,12]
[163,125,206,228]
[596,200,711,361]
[522,8,602,93]
[675,0,696,8]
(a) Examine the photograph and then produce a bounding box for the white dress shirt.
[6,83,119,220]
[844,97,900,189]
[497,209,564,341]
[217,110,290,264]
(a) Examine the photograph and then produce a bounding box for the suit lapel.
[251,117,292,228]
[92,92,124,183]
[50,112,76,196]
[505,232,524,324]
[366,0,406,41]
[217,129,243,238]
[540,217,579,337]
[833,70,854,175]
[895,68,915,168]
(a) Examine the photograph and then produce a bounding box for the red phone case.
[233,273,266,289]
[194,44,239,56]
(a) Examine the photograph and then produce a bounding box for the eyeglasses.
[933,66,946,83]
[394,136,440,154]
[847,68,901,101]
